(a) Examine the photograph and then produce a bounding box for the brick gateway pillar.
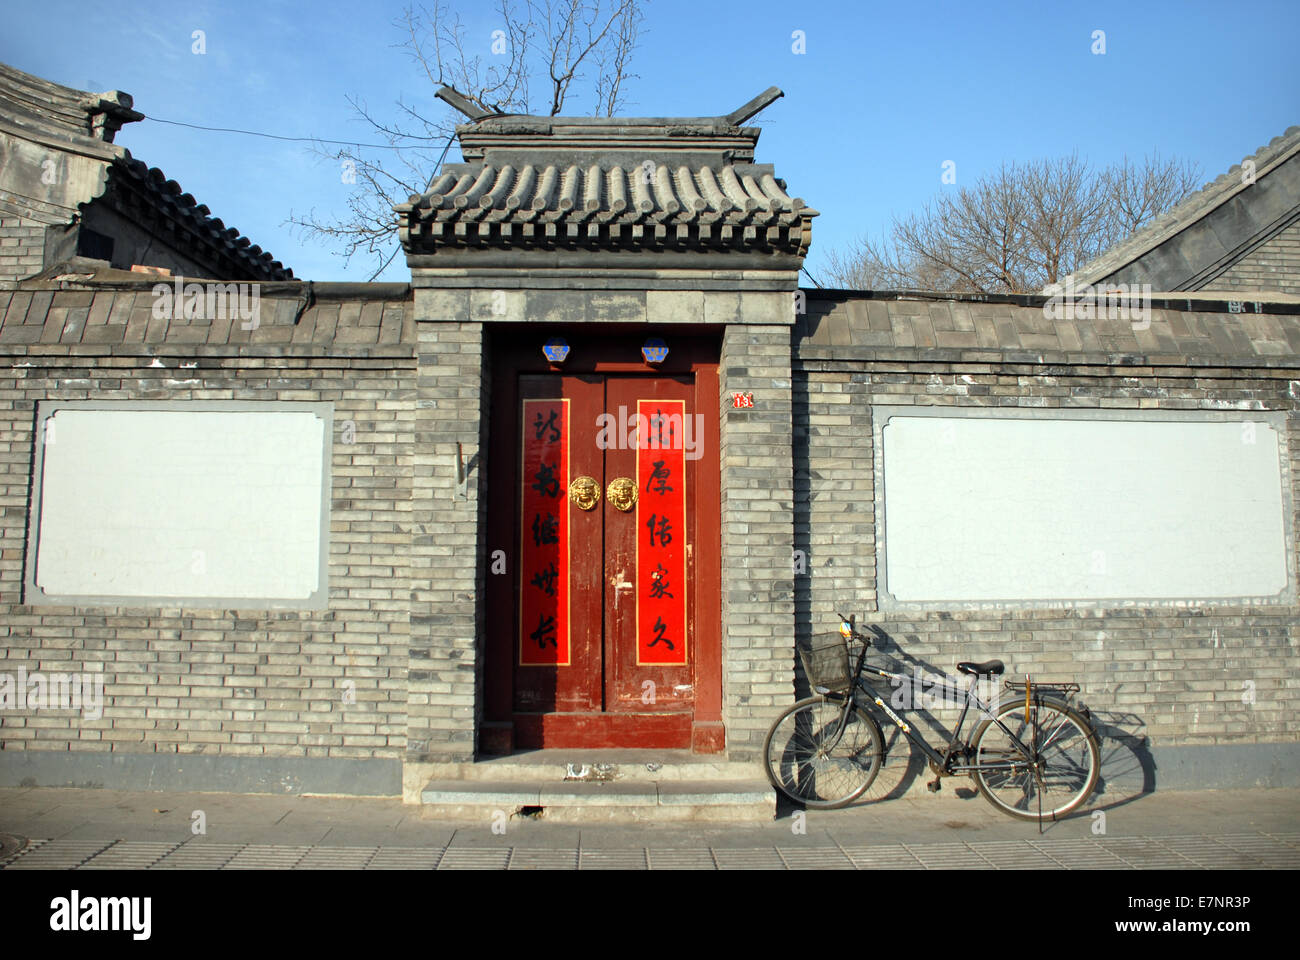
[396,86,815,782]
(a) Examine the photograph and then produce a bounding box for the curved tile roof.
[398,88,816,257]
[108,157,294,280]
[399,160,816,253]
[1,60,291,281]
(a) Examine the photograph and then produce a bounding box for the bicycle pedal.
[926,778,942,793]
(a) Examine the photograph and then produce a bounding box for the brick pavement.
[2,786,1296,870]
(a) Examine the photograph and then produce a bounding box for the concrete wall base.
[0,751,402,797]
[2,742,1296,802]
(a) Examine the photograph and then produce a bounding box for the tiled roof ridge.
[443,84,780,160]
[1069,124,1300,287]
[401,85,811,254]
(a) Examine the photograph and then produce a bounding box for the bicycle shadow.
[1084,710,1156,810]
[786,625,1158,821]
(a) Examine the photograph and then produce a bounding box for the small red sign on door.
[519,398,570,666]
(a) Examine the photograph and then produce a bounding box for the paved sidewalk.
[1,785,1297,869]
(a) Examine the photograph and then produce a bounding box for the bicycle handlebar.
[835,612,873,646]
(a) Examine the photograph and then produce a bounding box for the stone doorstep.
[408,750,760,784]
[418,778,775,823]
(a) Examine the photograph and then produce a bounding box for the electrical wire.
[142,114,447,151]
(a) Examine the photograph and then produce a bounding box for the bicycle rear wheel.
[970,695,1100,822]
[763,695,883,809]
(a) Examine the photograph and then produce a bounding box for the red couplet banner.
[519,398,570,666]
[636,399,687,665]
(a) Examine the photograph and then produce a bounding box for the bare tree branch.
[535,0,640,115]
[288,0,645,276]
[825,153,1201,294]
[592,0,643,115]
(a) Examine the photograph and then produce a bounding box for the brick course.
[1212,218,1300,296]
[720,324,796,760]
[0,218,47,285]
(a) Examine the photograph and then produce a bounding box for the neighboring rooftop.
[0,60,292,282]
[0,59,142,147]
[1070,124,1300,296]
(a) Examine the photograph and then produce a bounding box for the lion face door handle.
[568,476,600,510]
[606,477,637,512]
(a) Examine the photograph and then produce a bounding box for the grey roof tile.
[398,98,814,257]
[400,159,815,254]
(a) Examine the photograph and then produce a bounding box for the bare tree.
[288,0,646,278]
[824,153,1201,294]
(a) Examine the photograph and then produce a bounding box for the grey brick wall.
[0,285,414,767]
[407,303,487,763]
[4,276,1295,789]
[793,347,1300,752]
[0,217,46,285]
[720,324,796,760]
[1211,218,1300,296]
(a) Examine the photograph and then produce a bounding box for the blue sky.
[5,0,1299,283]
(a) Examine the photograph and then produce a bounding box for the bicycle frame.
[824,640,1044,778]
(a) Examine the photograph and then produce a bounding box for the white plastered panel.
[35,409,327,602]
[880,415,1289,603]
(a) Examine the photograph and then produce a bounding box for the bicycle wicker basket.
[797,634,853,693]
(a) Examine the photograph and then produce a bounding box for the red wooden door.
[511,373,698,748]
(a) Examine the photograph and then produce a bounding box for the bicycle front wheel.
[970,696,1100,822]
[763,695,883,809]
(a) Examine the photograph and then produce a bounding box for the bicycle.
[763,615,1101,823]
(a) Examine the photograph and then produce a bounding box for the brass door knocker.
[568,476,601,511]
[606,477,637,512]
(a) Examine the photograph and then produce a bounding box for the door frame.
[483,328,723,754]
